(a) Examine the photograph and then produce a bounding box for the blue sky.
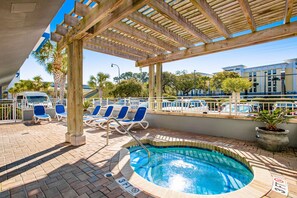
[20,0,297,84]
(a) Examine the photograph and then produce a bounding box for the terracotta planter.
[255,127,289,152]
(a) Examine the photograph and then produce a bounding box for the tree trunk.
[59,74,66,103]
[99,88,103,99]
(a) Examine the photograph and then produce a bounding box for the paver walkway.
[0,122,296,198]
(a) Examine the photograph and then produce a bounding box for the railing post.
[229,96,232,115]
[181,97,184,113]
[13,99,16,122]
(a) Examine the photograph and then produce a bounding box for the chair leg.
[115,126,128,134]
[139,121,149,129]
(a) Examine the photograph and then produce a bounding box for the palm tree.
[32,41,67,102]
[88,72,110,98]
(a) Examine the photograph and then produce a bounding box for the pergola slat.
[84,43,139,61]
[113,23,178,52]
[88,37,150,58]
[237,0,256,32]
[100,30,163,54]
[129,12,193,47]
[136,21,297,67]
[85,0,150,41]
[149,0,212,43]
[284,0,295,24]
[189,0,232,38]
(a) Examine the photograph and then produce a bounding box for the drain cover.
[104,172,113,178]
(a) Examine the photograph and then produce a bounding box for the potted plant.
[254,109,291,152]
[83,100,92,114]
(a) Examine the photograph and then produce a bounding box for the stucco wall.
[144,113,297,147]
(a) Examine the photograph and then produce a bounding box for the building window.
[273,69,276,74]
[273,87,277,92]
[268,70,271,75]
[253,72,256,76]
[268,82,271,86]
[249,72,252,77]
[268,87,271,92]
[254,87,257,92]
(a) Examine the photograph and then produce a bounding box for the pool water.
[129,145,253,195]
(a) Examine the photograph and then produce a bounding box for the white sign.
[272,177,288,196]
[116,177,141,196]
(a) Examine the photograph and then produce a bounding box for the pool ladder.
[106,118,151,158]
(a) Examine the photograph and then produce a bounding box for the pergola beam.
[58,0,126,50]
[129,12,193,47]
[100,30,164,54]
[56,25,68,36]
[64,14,80,27]
[237,0,256,32]
[88,37,150,58]
[136,22,297,67]
[149,0,212,43]
[113,23,178,52]
[74,2,91,17]
[84,43,139,61]
[190,0,231,38]
[284,0,295,24]
[51,32,63,42]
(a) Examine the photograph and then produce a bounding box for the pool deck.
[0,122,296,198]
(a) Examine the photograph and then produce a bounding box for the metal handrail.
[106,118,150,158]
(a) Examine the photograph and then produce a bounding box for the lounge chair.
[33,105,51,123]
[94,106,129,129]
[55,104,67,121]
[84,106,114,126]
[110,107,149,134]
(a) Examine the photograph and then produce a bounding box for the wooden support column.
[156,63,162,111]
[0,86,2,99]
[66,39,85,146]
[148,65,155,110]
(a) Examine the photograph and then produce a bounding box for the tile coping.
[116,137,274,198]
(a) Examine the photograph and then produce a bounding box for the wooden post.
[156,63,162,111]
[66,39,85,146]
[148,65,155,110]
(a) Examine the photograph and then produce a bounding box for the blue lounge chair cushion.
[56,104,66,114]
[133,107,147,121]
[117,106,129,119]
[103,106,114,117]
[92,106,101,115]
[34,105,46,116]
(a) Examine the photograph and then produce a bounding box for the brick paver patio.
[0,122,296,198]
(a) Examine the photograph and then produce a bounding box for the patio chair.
[110,107,149,134]
[94,106,129,129]
[84,106,114,126]
[55,104,67,121]
[33,105,51,123]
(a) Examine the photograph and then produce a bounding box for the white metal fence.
[0,99,22,123]
[1,95,296,122]
[85,95,297,118]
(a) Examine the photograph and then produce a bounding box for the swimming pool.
[129,145,253,195]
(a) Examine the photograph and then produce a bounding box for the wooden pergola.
[51,0,297,146]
